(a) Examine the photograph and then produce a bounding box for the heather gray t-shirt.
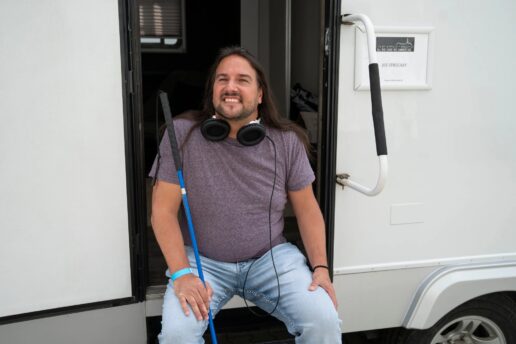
[149,117,315,262]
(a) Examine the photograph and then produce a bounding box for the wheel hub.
[431,315,506,344]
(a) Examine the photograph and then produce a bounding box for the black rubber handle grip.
[368,63,388,156]
[159,91,182,170]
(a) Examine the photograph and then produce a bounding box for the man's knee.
[158,317,207,344]
[293,300,341,341]
[312,307,341,333]
[297,310,341,343]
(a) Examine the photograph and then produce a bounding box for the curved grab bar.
[336,156,388,196]
[342,14,378,63]
[339,14,388,196]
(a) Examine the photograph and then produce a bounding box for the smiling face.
[212,55,263,122]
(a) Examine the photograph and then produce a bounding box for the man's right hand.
[173,274,213,321]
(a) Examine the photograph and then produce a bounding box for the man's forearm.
[151,211,190,273]
[297,206,328,268]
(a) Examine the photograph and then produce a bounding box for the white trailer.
[1,0,515,343]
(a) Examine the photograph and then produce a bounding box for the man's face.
[212,55,263,121]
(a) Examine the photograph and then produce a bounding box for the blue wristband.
[171,268,193,281]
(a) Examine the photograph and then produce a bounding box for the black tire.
[389,293,516,344]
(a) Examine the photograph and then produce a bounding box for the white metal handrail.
[338,13,389,196]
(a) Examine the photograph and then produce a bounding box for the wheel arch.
[403,260,516,329]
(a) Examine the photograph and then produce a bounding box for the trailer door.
[0,0,134,319]
[333,0,516,275]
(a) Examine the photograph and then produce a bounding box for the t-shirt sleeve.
[148,128,180,185]
[286,131,315,191]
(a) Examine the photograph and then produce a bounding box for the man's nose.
[224,79,239,92]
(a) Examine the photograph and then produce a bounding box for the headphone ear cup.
[201,118,230,141]
[237,123,266,146]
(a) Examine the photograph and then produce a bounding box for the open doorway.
[138,0,326,341]
[139,0,324,311]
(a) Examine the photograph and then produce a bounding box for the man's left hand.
[308,268,338,309]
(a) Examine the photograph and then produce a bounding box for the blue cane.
[158,91,218,344]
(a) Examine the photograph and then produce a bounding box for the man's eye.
[239,79,250,84]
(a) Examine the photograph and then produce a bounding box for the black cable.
[242,135,280,316]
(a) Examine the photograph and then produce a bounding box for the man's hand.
[308,268,338,309]
[173,274,213,321]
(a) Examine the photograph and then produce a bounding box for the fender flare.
[403,260,516,329]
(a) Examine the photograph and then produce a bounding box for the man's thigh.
[242,243,340,334]
[183,246,238,314]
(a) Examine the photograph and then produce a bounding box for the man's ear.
[258,88,263,104]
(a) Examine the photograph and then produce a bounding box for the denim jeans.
[158,243,342,343]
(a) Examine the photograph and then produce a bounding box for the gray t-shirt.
[149,117,315,262]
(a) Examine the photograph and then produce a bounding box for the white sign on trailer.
[354,26,434,90]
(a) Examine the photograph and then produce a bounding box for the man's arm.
[151,180,212,320]
[288,184,338,309]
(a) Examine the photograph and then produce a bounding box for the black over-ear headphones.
[201,116,266,146]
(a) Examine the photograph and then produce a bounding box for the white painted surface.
[333,266,438,332]
[390,202,424,225]
[0,303,146,344]
[405,262,516,329]
[334,252,516,276]
[335,0,516,273]
[334,0,516,331]
[0,0,131,317]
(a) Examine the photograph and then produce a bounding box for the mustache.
[221,92,241,99]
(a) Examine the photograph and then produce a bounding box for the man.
[150,46,341,343]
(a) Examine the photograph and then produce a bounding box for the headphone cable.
[242,135,281,316]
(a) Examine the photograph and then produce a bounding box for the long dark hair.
[181,46,312,156]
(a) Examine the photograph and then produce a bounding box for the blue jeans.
[158,243,342,343]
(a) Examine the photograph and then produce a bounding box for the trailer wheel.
[389,293,516,344]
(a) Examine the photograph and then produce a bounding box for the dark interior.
[142,0,241,172]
